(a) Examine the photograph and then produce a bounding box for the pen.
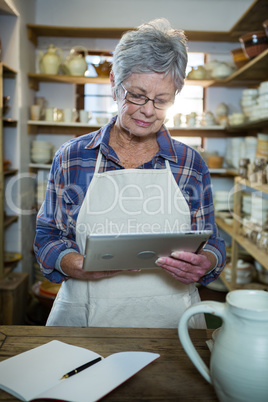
[60,356,102,380]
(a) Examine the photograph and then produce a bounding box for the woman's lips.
[134,119,152,127]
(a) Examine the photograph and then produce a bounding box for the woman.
[34,18,226,328]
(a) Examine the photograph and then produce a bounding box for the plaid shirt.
[34,116,226,284]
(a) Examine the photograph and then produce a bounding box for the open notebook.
[0,340,159,401]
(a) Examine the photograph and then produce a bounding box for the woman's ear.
[110,71,116,101]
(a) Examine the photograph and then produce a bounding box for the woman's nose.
[140,99,155,115]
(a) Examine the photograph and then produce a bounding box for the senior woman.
[34,18,226,328]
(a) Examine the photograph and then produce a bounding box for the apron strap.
[95,149,104,173]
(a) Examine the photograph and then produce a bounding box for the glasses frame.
[120,83,174,110]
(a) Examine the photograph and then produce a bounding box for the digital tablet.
[82,230,212,272]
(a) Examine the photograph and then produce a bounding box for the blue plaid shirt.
[34,116,226,284]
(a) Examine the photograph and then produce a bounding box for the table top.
[0,326,218,401]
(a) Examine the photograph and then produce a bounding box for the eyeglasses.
[120,83,174,110]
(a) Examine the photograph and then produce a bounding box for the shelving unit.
[217,177,268,291]
[0,62,21,278]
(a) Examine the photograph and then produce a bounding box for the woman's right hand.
[60,252,121,280]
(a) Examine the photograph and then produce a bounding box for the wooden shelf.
[227,118,268,132]
[186,49,268,88]
[235,178,268,195]
[27,120,100,136]
[27,24,237,44]
[3,168,18,177]
[3,119,17,127]
[1,62,17,77]
[27,118,268,138]
[217,175,268,291]
[27,25,130,45]
[28,48,268,91]
[235,234,268,270]
[210,169,238,177]
[4,215,18,228]
[26,2,268,46]
[27,120,229,138]
[29,163,52,170]
[170,126,242,138]
[219,270,268,292]
[28,73,110,90]
[1,60,18,278]
[27,119,268,139]
[215,217,234,237]
[230,0,268,37]
[223,49,268,86]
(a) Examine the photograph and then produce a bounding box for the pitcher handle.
[178,301,225,384]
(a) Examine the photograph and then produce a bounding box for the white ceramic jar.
[178,290,268,402]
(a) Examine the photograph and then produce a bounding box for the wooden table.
[0,326,218,401]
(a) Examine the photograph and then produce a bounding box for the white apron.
[47,150,206,328]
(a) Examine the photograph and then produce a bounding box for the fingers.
[155,251,211,283]
[171,251,211,269]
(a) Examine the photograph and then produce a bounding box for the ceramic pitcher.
[39,44,63,75]
[178,289,268,402]
[63,46,88,76]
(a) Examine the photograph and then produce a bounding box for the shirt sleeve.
[33,148,82,283]
[190,158,226,285]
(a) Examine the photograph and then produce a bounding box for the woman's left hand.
[155,251,214,284]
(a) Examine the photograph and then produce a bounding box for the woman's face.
[113,72,176,138]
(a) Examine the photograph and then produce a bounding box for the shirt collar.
[85,116,178,164]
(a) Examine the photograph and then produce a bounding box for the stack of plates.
[245,136,258,163]
[242,194,251,216]
[249,81,268,121]
[224,260,254,285]
[214,190,233,212]
[251,194,268,225]
[31,140,52,164]
[240,89,258,118]
[256,133,268,160]
[229,137,245,169]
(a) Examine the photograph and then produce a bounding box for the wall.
[35,0,253,31]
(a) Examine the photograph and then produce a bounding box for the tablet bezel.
[82,230,213,272]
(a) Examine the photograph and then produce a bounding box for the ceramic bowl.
[93,60,111,77]
[259,81,268,94]
[239,30,268,59]
[242,88,258,97]
[208,155,224,169]
[31,154,51,164]
[96,116,109,125]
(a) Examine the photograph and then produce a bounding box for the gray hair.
[111,18,188,96]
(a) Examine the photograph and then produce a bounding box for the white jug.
[39,44,63,75]
[63,46,88,76]
[178,289,268,402]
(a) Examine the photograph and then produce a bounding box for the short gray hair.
[112,18,188,96]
